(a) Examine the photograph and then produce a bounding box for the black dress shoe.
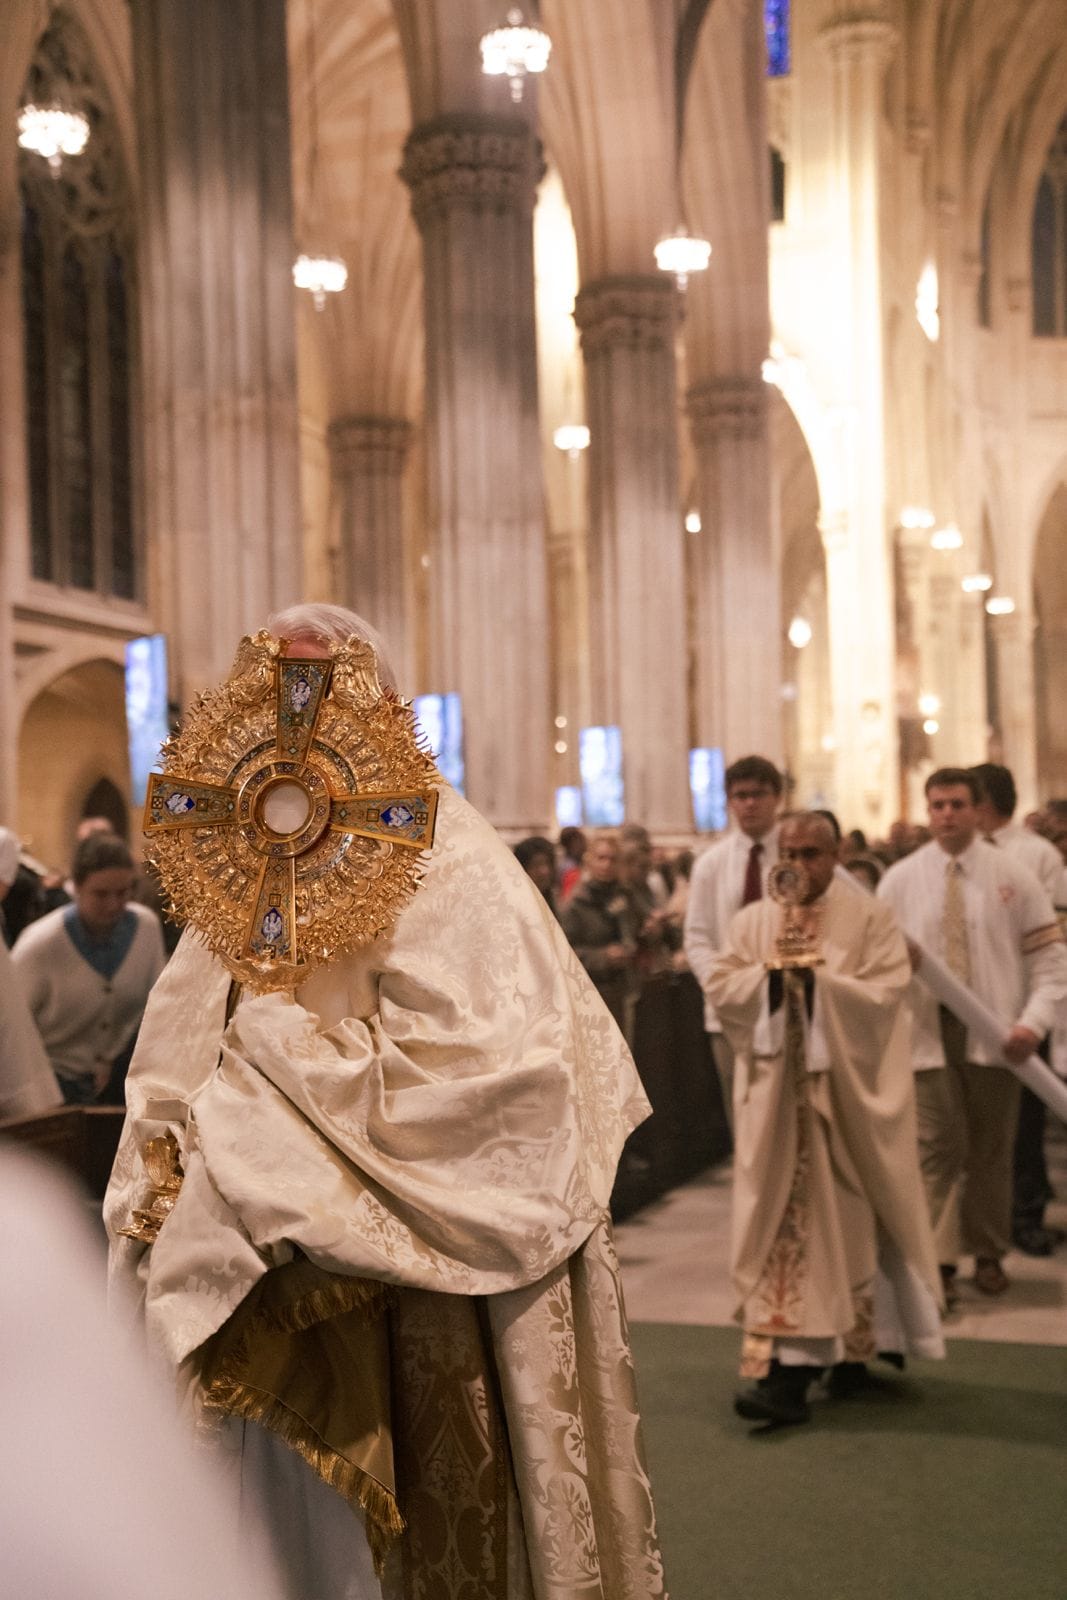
[939,1264,959,1309]
[1012,1225,1055,1257]
[734,1367,816,1426]
[827,1361,903,1399]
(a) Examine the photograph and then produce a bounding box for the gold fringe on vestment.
[197,1261,403,1575]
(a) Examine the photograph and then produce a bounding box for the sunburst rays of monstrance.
[144,632,440,993]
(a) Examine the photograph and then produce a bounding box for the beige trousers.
[915,1030,1021,1264]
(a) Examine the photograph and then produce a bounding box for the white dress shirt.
[986,820,1064,901]
[878,837,1067,1069]
[684,825,779,1031]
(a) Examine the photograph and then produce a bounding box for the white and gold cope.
[144,631,440,994]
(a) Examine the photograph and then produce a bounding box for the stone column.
[132,0,301,700]
[328,417,413,689]
[401,114,550,832]
[687,375,781,765]
[992,610,1039,810]
[573,277,689,833]
[818,14,901,833]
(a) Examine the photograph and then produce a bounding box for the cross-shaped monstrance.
[145,652,439,983]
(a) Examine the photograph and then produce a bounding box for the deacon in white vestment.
[707,813,942,1428]
[971,762,1066,1257]
[105,604,667,1600]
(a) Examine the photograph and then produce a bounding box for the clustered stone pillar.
[574,277,690,834]
[401,114,550,832]
[328,417,413,688]
[687,375,781,767]
[992,609,1040,807]
[132,0,302,700]
[818,13,901,833]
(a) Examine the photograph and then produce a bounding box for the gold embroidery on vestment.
[116,1132,183,1243]
[747,972,811,1341]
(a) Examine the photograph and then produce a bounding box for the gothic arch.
[16,657,130,870]
[1032,476,1067,792]
[539,0,676,279]
[682,0,770,378]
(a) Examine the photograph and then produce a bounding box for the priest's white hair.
[268,603,399,691]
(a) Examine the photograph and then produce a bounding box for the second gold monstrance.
[144,632,440,993]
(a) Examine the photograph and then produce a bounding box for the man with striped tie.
[684,755,784,1130]
[879,769,1067,1302]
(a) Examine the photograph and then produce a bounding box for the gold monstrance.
[765,859,824,970]
[144,632,440,994]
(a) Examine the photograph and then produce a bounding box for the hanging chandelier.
[654,225,712,290]
[17,102,90,175]
[292,0,348,312]
[480,9,552,103]
[553,423,590,459]
[292,253,348,312]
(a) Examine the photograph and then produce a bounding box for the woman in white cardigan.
[13,833,165,1105]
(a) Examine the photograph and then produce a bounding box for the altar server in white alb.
[13,832,165,1105]
[708,813,943,1430]
[879,768,1067,1301]
[970,761,1066,1259]
[684,755,783,1125]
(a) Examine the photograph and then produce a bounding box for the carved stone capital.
[400,115,540,226]
[328,416,413,474]
[1006,277,1032,315]
[573,277,677,357]
[959,250,985,290]
[990,609,1036,646]
[818,15,900,68]
[686,376,767,444]
[936,187,959,225]
[818,509,850,554]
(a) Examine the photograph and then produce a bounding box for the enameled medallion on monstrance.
[144,632,440,993]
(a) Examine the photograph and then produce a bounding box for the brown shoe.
[974,1257,1009,1296]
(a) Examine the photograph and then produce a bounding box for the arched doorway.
[81,775,130,839]
[1033,480,1067,794]
[17,659,130,872]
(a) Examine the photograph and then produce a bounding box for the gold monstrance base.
[144,632,440,994]
[765,859,824,970]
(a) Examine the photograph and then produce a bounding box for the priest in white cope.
[707,813,943,1428]
[105,604,666,1600]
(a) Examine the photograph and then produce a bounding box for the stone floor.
[616,1122,1067,1345]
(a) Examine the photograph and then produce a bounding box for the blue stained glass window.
[765,0,790,77]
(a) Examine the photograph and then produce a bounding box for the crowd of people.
[513,754,1067,1425]
[3,734,1066,1454]
[3,599,1067,1600]
[0,819,167,1113]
